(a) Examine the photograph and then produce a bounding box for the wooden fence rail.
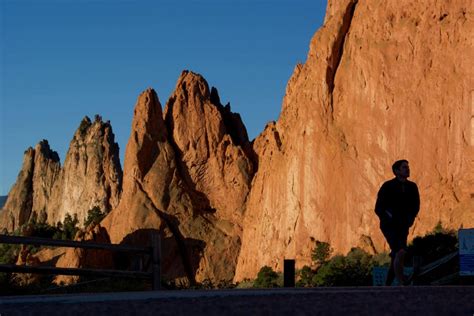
[0,233,161,290]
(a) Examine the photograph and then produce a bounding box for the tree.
[312,247,375,286]
[253,266,280,288]
[62,213,79,240]
[296,265,317,287]
[311,240,332,265]
[407,228,458,266]
[84,206,105,227]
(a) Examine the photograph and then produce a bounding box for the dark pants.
[380,224,409,258]
[380,224,409,285]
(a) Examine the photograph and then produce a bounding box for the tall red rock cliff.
[234,0,474,281]
[0,140,60,232]
[164,72,254,223]
[2,1,472,286]
[102,72,254,283]
[48,116,123,225]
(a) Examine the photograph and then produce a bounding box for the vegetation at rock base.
[253,265,283,288]
[0,211,81,294]
[294,222,460,287]
[311,240,332,265]
[84,206,106,227]
[297,246,390,287]
[405,221,458,265]
[0,219,464,294]
[53,213,80,240]
[0,242,20,290]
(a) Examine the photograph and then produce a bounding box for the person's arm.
[407,183,420,227]
[375,183,391,222]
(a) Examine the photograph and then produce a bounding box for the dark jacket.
[375,178,420,230]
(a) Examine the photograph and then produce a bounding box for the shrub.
[19,210,59,239]
[0,243,20,265]
[84,206,106,227]
[235,278,254,289]
[0,242,20,291]
[406,221,458,267]
[311,240,332,265]
[372,252,391,267]
[312,247,375,286]
[296,265,317,287]
[62,213,79,240]
[253,266,280,288]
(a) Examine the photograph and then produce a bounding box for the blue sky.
[0,0,327,195]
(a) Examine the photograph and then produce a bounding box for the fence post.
[151,231,161,290]
[283,259,295,287]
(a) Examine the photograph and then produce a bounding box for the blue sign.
[459,228,474,276]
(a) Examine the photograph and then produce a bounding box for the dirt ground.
[1,286,473,315]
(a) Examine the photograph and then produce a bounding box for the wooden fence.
[0,232,161,290]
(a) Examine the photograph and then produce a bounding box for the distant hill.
[0,196,7,209]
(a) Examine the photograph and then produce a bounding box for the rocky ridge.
[102,71,255,283]
[0,116,122,230]
[234,0,474,280]
[1,0,473,285]
[0,140,60,232]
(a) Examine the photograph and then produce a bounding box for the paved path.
[1,286,474,315]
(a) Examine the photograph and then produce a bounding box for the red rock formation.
[54,224,114,285]
[0,117,122,231]
[234,0,474,281]
[103,72,254,283]
[48,116,123,225]
[0,140,60,232]
[2,1,472,286]
[164,72,254,222]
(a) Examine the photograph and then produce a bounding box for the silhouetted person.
[375,159,420,285]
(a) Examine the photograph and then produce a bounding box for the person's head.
[392,159,410,180]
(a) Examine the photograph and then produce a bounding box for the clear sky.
[0,0,327,195]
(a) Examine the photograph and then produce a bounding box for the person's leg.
[385,253,396,286]
[394,248,407,284]
[381,226,397,285]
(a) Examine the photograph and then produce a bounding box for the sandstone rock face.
[2,1,472,286]
[234,0,474,281]
[102,72,254,283]
[48,116,123,225]
[54,224,114,285]
[0,141,60,232]
[31,141,62,219]
[164,72,254,222]
[0,118,122,231]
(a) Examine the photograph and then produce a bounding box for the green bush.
[253,266,280,288]
[16,211,81,241]
[235,278,254,289]
[17,210,59,239]
[296,265,317,287]
[84,206,106,227]
[62,213,79,240]
[312,247,375,286]
[0,243,20,265]
[311,240,332,265]
[406,221,458,267]
[0,242,21,292]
